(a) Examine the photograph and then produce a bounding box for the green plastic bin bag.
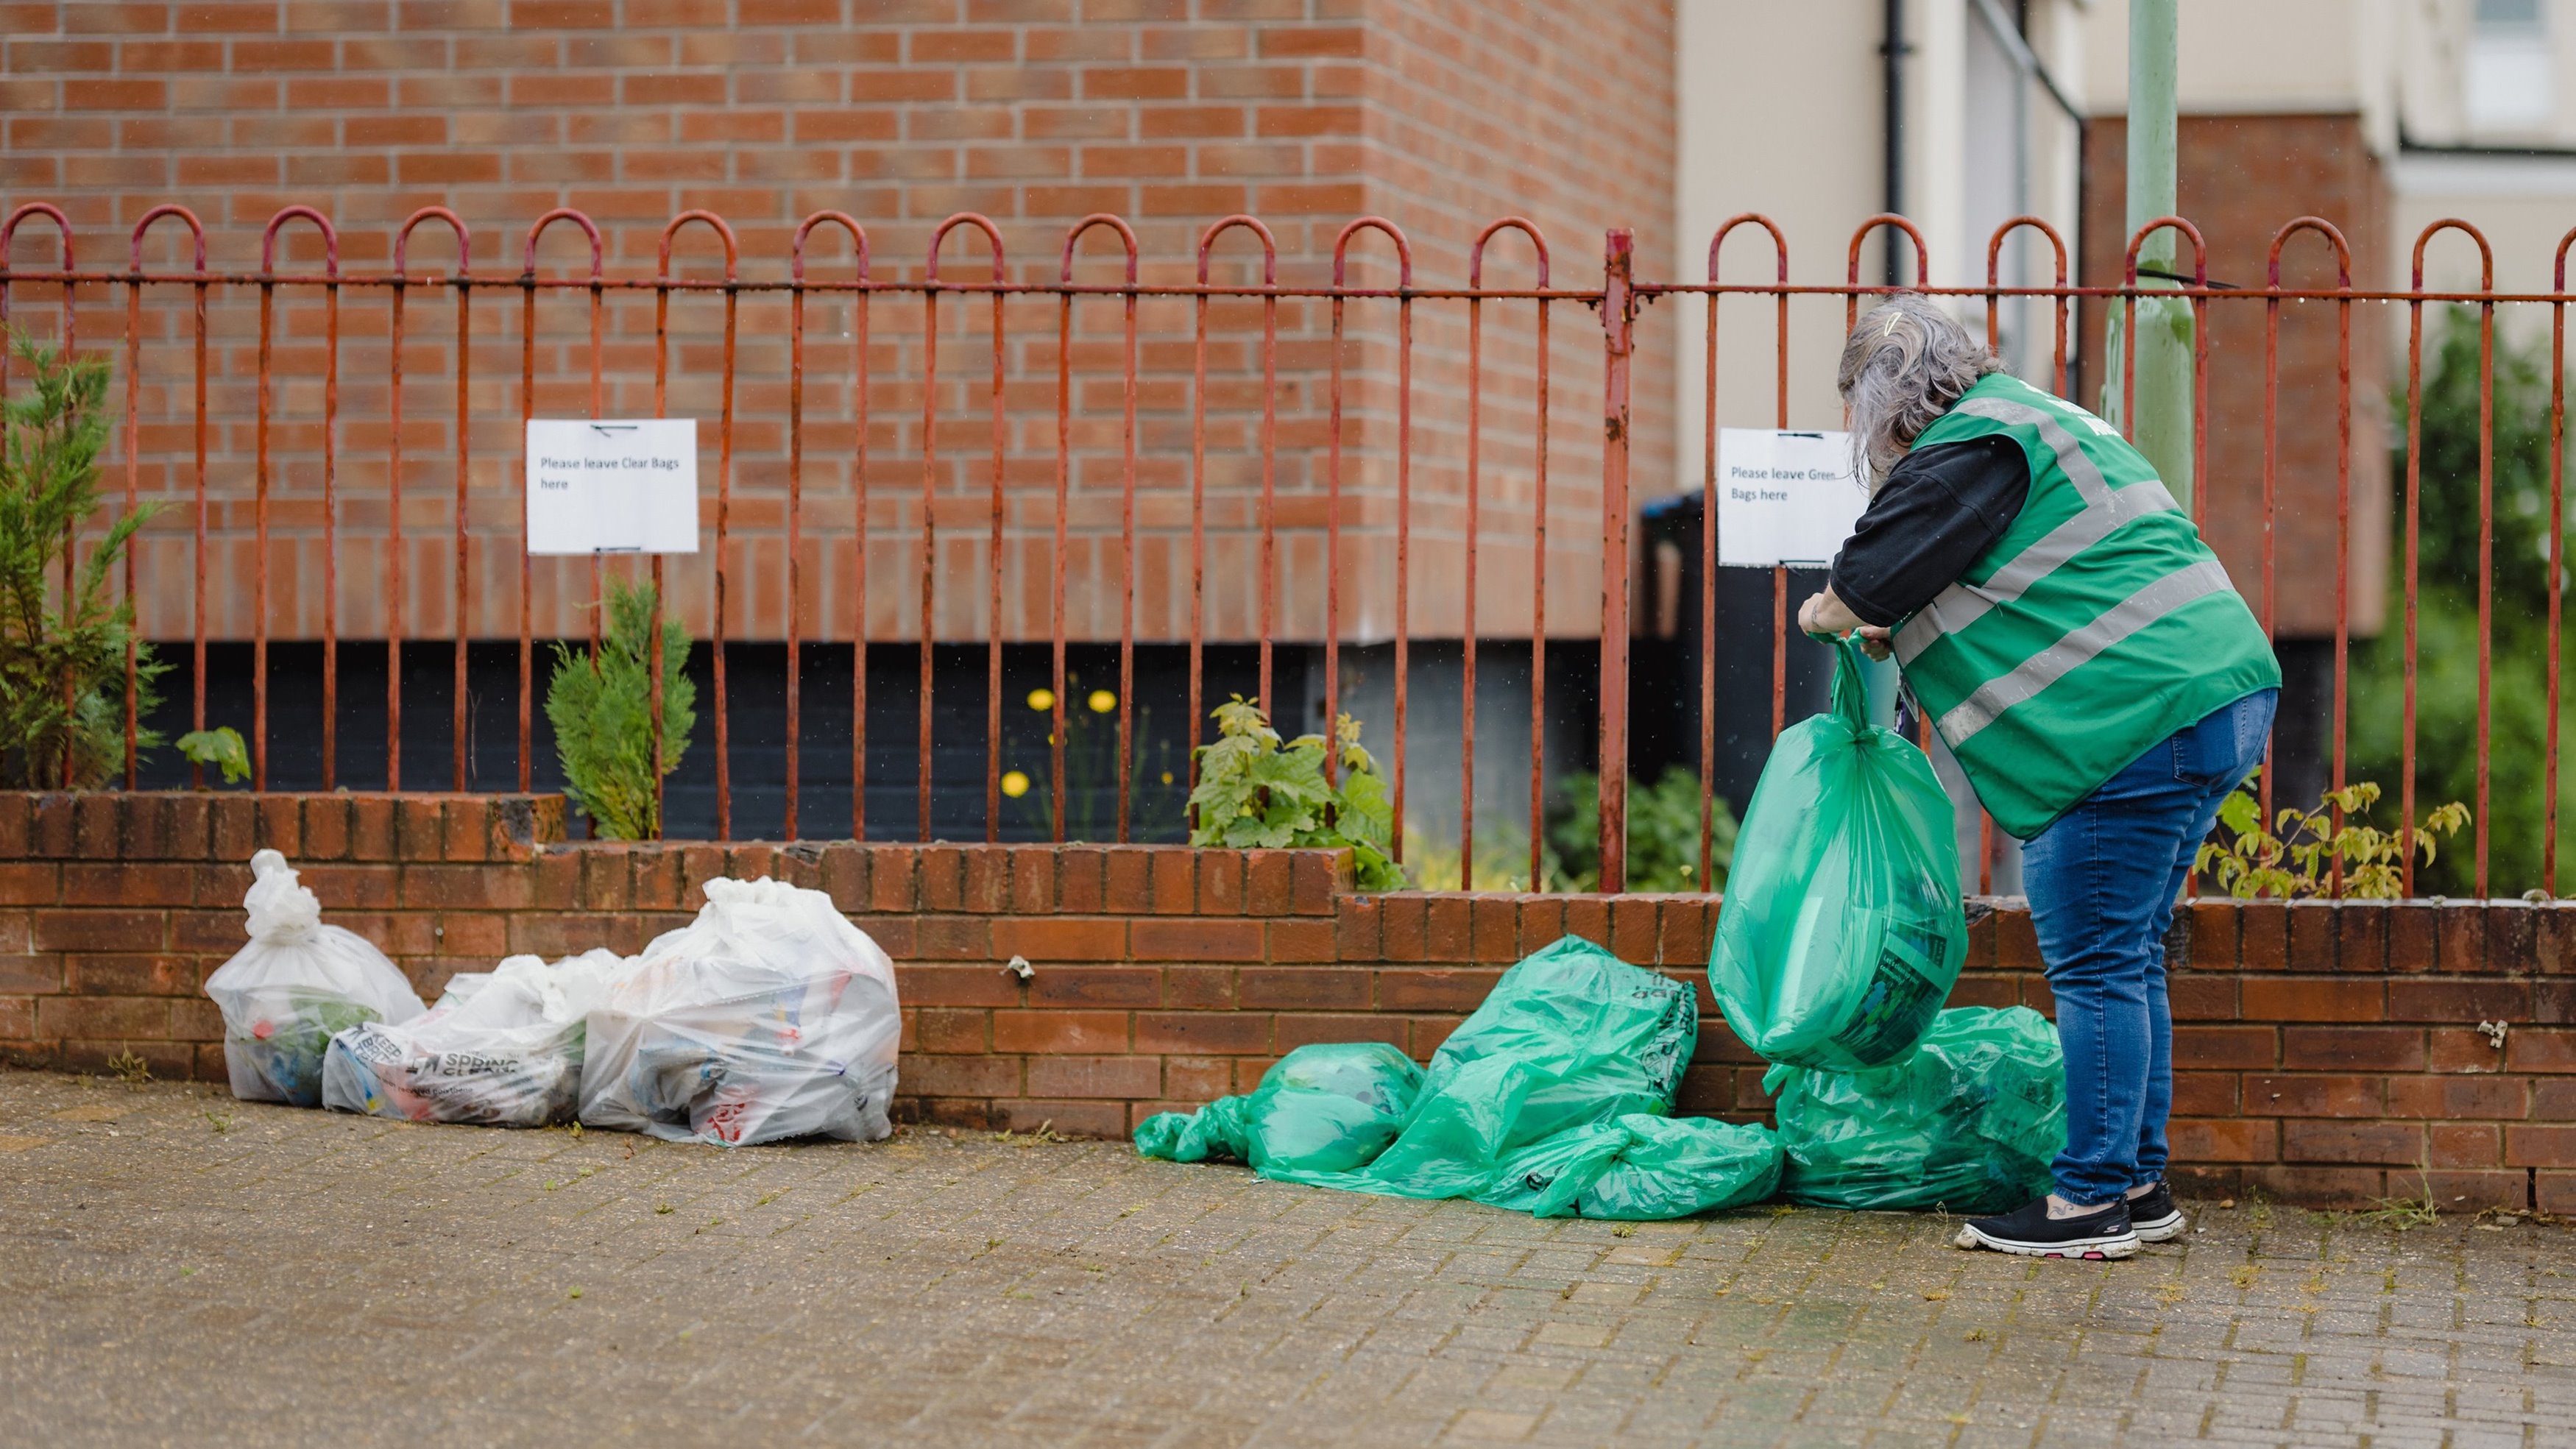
[1766,1005,2066,1213]
[1481,1115,1783,1220]
[1134,1041,1423,1175]
[1313,935,1698,1202]
[1710,634,1965,1071]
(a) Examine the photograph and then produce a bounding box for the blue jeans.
[2020,687,2277,1206]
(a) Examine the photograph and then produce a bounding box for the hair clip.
[1878,311,1903,339]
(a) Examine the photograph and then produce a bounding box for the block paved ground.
[3,1068,2572,1448]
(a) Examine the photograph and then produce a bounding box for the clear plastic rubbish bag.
[1134,1041,1424,1175]
[203,849,426,1106]
[578,878,901,1147]
[1710,635,1966,1071]
[322,949,624,1127]
[1766,1005,2066,1213]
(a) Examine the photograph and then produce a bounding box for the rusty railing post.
[1596,228,1635,893]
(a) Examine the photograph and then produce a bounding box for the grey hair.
[1836,294,2001,489]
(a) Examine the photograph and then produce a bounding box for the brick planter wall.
[2,790,2571,1213]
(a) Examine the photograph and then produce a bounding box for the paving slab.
[4,1068,2574,1447]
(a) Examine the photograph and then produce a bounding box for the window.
[2467,0,2552,132]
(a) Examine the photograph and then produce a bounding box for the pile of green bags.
[1718,637,2067,1211]
[1710,637,1967,1071]
[1141,637,2072,1221]
[1766,1006,2064,1212]
[1136,937,1780,1221]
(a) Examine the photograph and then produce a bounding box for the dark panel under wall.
[138,639,1294,843]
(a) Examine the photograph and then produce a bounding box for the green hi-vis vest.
[1893,372,2281,840]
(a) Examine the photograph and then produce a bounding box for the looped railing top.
[1984,215,2070,361]
[1471,216,1550,288]
[792,210,871,280]
[4,201,77,276]
[259,205,339,277]
[2413,217,2497,292]
[1197,214,1276,286]
[521,208,602,280]
[1064,213,1141,285]
[129,205,205,275]
[926,211,1005,284]
[1331,216,1413,288]
[1708,213,1788,285]
[393,206,471,279]
[4,202,78,350]
[1986,215,2070,289]
[1844,213,1928,325]
[658,209,740,281]
[2268,216,2353,290]
[2124,214,2208,288]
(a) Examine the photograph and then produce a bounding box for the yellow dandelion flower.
[1026,687,1055,712]
[1001,770,1030,798]
[1087,689,1117,714]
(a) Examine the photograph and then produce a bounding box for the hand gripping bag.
[578,878,900,1147]
[1136,1042,1425,1175]
[204,850,427,1106]
[1710,635,1965,1071]
[322,949,624,1126]
[1766,1005,2066,1213]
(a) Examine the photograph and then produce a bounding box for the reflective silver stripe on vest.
[1947,392,2115,509]
[1933,558,2237,748]
[1894,478,2182,663]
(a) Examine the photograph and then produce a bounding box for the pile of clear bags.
[208,860,902,1149]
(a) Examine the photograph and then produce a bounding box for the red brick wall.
[1,0,1671,647]
[7,790,2566,1212]
[2079,113,2393,640]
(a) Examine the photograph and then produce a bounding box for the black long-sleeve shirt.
[1827,435,2031,628]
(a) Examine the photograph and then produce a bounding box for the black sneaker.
[2125,1180,2185,1243]
[1954,1197,2138,1260]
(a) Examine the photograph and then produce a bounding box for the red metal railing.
[0,202,2557,896]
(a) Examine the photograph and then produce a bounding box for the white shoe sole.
[1953,1223,2140,1260]
[2131,1211,2186,1244]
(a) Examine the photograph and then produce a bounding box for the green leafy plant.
[1545,766,1737,892]
[545,578,693,840]
[1186,695,1404,890]
[2194,767,2469,899]
[0,330,163,787]
[177,726,250,785]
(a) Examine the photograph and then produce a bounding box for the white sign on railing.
[524,419,701,555]
[1716,428,1867,568]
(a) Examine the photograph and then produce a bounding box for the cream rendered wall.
[2078,0,2393,120]
[1674,0,1889,478]
[1672,0,2088,484]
